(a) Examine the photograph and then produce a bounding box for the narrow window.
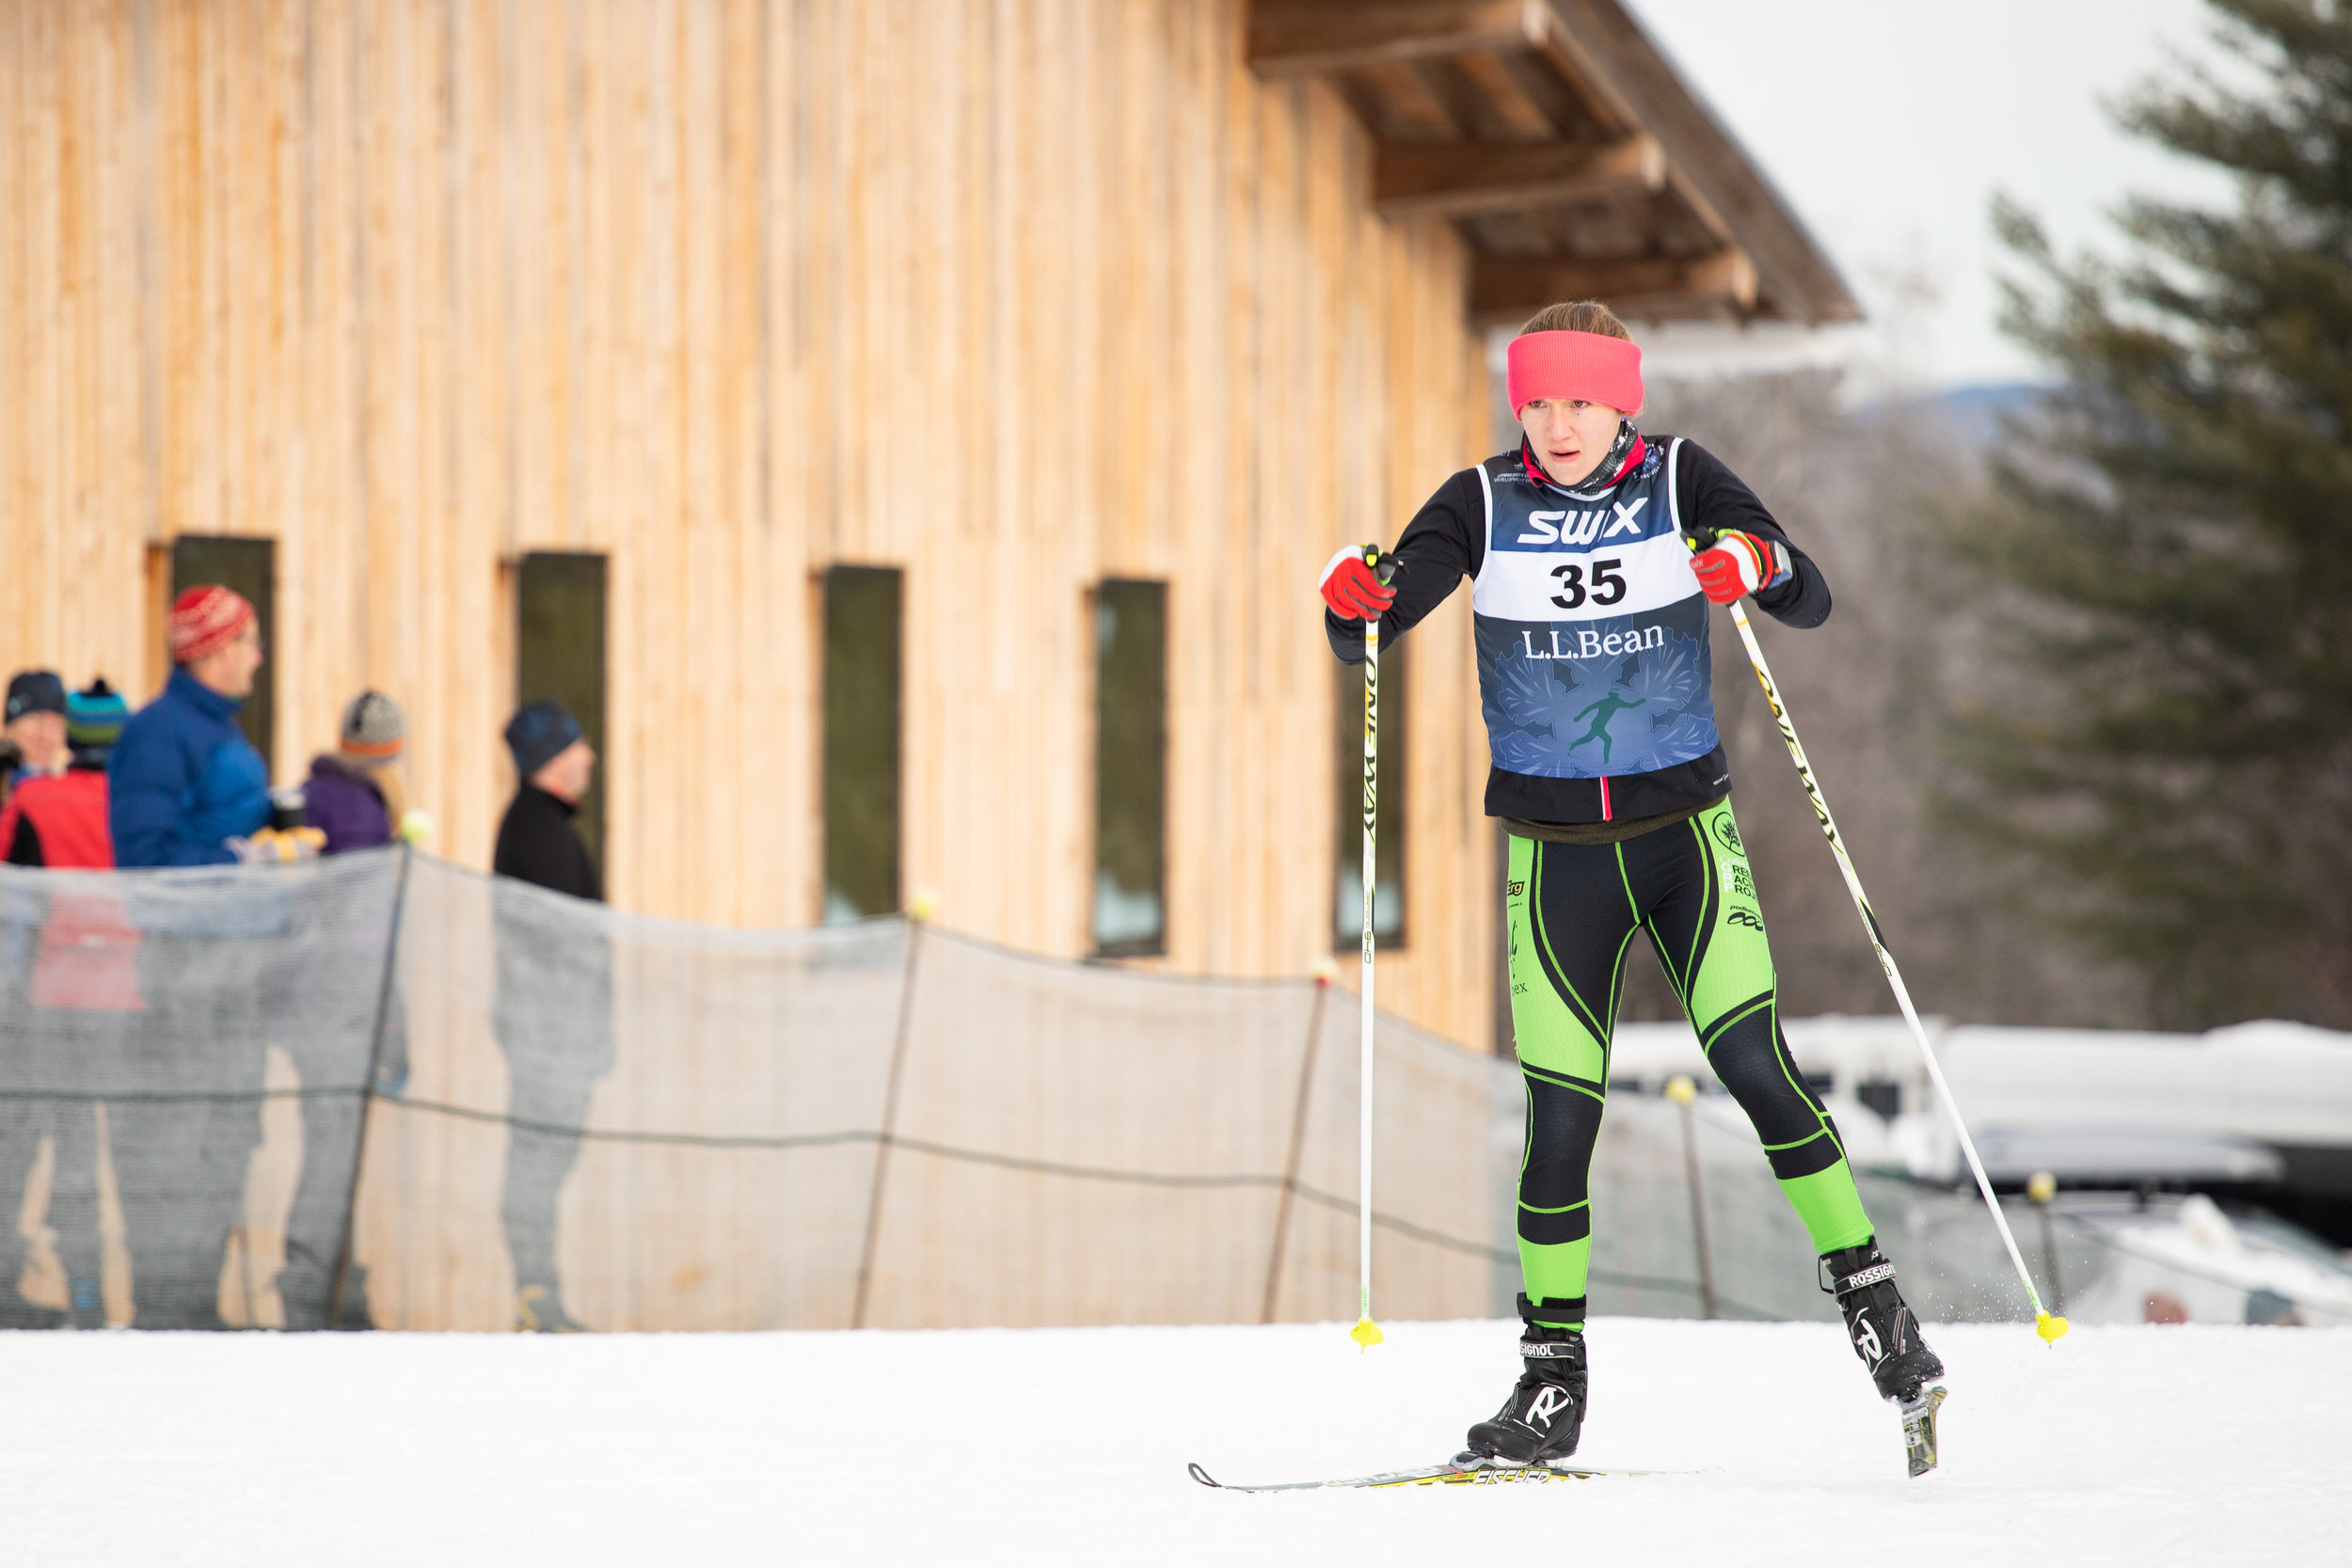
[821,565,901,923]
[1092,579,1167,956]
[1334,641,1405,949]
[516,552,610,866]
[169,536,277,774]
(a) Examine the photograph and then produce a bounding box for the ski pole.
[1719,594,2068,1345]
[1352,550,1392,1350]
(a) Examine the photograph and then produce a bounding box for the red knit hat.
[167,585,257,665]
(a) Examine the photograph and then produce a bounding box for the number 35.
[1549,558,1626,610]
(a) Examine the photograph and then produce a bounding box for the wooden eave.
[1248,0,1861,328]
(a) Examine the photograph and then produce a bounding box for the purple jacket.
[305,755,392,854]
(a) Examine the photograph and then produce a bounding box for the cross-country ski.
[1187,1458,1659,1492]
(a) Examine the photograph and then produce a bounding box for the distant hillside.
[1872,381,2047,447]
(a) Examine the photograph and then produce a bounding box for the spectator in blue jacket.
[101,584,275,1326]
[109,585,270,868]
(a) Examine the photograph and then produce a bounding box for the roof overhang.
[1249,0,1861,328]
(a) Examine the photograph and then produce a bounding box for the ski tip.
[1187,1463,1223,1489]
[2035,1311,2070,1345]
[1350,1317,1385,1348]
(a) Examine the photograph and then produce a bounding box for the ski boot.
[1821,1240,1947,1476]
[1455,1298,1587,1470]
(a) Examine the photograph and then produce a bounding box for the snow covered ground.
[1,1317,2338,1566]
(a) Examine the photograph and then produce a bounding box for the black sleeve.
[7,813,41,867]
[1672,439,1832,629]
[1325,467,1486,665]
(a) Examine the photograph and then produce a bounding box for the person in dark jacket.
[489,700,609,1330]
[103,585,273,1325]
[304,690,405,855]
[493,701,600,898]
[109,587,271,867]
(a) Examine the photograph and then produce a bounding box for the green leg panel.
[1504,836,1612,1085]
[1777,1162,1876,1254]
[1518,1232,1590,1332]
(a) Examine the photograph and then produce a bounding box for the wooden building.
[0,0,1853,1052]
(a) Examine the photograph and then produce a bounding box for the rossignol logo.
[1853,1320,1884,1366]
[1515,497,1649,546]
[1518,626,1667,661]
[1527,1386,1573,1430]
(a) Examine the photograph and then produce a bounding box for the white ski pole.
[1721,595,2067,1345]
[1352,551,1390,1350]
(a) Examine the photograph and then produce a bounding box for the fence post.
[1665,1074,1718,1320]
[850,914,926,1330]
[1260,976,1330,1324]
[329,841,414,1330]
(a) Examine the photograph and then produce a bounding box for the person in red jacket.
[0,679,138,1327]
[2,680,129,869]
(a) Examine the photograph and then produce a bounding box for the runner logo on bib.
[1470,437,1716,779]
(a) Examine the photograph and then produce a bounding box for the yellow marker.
[2036,1311,2070,1344]
[1351,1317,1385,1348]
[908,887,940,923]
[1663,1073,1696,1106]
[2026,1170,2057,1205]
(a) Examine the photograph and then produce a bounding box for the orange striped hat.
[339,690,405,761]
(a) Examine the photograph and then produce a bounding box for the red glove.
[1320,546,1396,620]
[1690,531,1785,606]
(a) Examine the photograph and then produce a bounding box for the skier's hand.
[1320,546,1397,621]
[1690,530,1788,605]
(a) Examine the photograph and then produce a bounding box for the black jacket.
[1327,437,1829,826]
[493,784,602,902]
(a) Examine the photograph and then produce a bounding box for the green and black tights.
[1505,800,1874,1331]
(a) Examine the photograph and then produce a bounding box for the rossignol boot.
[1457,1299,1587,1468]
[1822,1240,1944,1402]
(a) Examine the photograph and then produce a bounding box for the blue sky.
[1623,0,2239,389]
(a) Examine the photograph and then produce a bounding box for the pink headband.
[1507,329,1644,418]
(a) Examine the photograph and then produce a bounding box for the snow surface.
[1,1317,2339,1565]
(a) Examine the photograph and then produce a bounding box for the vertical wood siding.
[0,0,1497,1049]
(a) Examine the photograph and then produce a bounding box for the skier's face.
[1518,398,1624,487]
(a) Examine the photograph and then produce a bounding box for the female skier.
[1318,301,1943,1468]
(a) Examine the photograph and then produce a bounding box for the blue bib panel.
[1470,439,1718,779]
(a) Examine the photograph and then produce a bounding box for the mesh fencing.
[0,848,1514,1332]
[3,847,2337,1333]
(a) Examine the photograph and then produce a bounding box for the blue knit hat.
[66,678,129,752]
[504,699,584,780]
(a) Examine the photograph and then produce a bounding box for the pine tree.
[1948,0,2352,1027]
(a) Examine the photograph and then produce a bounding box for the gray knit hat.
[339,690,405,763]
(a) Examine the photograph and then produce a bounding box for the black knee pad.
[1707,1010,1847,1179]
[1518,1075,1605,1216]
